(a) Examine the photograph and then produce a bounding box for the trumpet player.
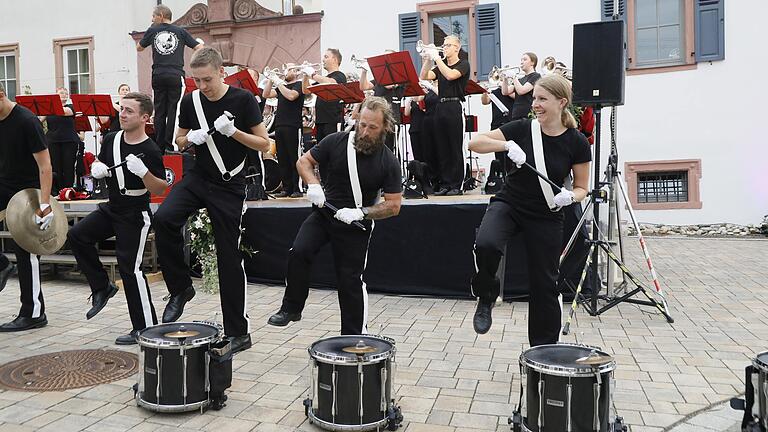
[358,50,402,152]
[263,64,304,198]
[302,49,347,149]
[419,35,470,196]
[503,52,541,120]
[481,82,515,176]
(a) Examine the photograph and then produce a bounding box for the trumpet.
[488,65,522,86]
[283,61,322,76]
[263,66,286,86]
[349,54,368,70]
[416,40,445,58]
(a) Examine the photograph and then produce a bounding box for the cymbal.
[575,352,614,365]
[6,189,68,255]
[164,330,200,338]
[342,341,377,354]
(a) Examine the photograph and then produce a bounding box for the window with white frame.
[63,45,90,94]
[0,52,17,100]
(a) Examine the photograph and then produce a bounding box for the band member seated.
[153,47,270,354]
[263,65,304,197]
[268,96,402,335]
[468,75,591,346]
[302,49,346,147]
[503,52,541,121]
[419,35,470,196]
[68,92,167,345]
[0,82,54,332]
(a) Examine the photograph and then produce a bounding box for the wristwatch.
[361,207,370,219]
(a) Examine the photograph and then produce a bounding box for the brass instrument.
[416,40,445,58]
[283,61,322,76]
[349,54,368,70]
[262,66,286,86]
[488,65,523,87]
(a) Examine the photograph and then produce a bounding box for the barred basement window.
[637,171,688,203]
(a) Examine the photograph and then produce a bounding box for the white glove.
[334,208,365,225]
[504,141,526,168]
[307,183,325,207]
[270,75,285,87]
[126,154,148,178]
[302,66,315,77]
[186,129,208,145]
[90,161,111,179]
[427,49,441,62]
[34,204,54,230]
[214,113,237,137]
[553,188,575,207]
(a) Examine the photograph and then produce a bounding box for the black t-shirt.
[98,132,165,211]
[490,88,515,129]
[431,59,470,100]
[509,72,541,120]
[371,80,403,123]
[46,104,79,143]
[310,131,402,209]
[273,81,303,128]
[139,23,199,77]
[178,86,263,185]
[424,90,439,115]
[0,104,47,190]
[408,100,425,133]
[314,70,347,124]
[494,119,591,215]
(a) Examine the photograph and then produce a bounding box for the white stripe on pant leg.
[557,292,563,343]
[134,211,154,328]
[470,246,479,298]
[238,197,251,333]
[30,254,41,318]
[359,221,374,334]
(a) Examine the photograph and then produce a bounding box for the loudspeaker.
[572,20,625,106]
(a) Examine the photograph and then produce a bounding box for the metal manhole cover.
[0,349,138,391]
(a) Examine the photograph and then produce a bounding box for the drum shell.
[313,359,392,426]
[753,351,768,430]
[139,344,209,407]
[262,158,281,193]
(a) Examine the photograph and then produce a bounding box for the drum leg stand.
[508,410,522,432]
[386,403,403,431]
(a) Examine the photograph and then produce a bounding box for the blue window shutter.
[474,3,500,81]
[695,0,725,61]
[399,12,422,73]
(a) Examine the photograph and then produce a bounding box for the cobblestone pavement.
[0,237,765,432]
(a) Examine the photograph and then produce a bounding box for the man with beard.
[267,96,402,335]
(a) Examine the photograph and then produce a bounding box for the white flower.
[194,219,203,229]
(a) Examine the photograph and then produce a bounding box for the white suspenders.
[346,132,363,208]
[112,130,148,197]
[530,119,559,211]
[191,90,245,181]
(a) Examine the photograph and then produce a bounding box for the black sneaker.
[86,282,119,320]
[473,300,494,334]
[162,287,196,323]
[115,329,140,345]
[267,310,302,326]
[227,334,252,354]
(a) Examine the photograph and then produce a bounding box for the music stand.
[71,94,114,156]
[74,115,92,133]
[368,51,421,87]
[15,95,65,116]
[307,82,365,104]
[184,77,197,95]
[224,69,261,97]
[462,80,487,191]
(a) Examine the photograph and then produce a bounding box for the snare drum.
[305,335,403,431]
[262,158,281,193]
[136,322,222,413]
[515,343,622,432]
[753,351,768,431]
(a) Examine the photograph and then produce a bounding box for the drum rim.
[753,350,768,371]
[136,393,210,413]
[137,321,223,348]
[520,343,617,376]
[309,334,396,365]
[308,404,389,430]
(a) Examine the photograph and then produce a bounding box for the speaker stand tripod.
[560,106,674,334]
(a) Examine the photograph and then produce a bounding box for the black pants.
[433,101,464,190]
[275,126,300,194]
[314,122,340,149]
[281,210,373,335]
[0,184,44,318]
[472,200,563,346]
[68,203,157,331]
[153,171,249,336]
[152,74,183,153]
[410,130,424,162]
[49,140,78,193]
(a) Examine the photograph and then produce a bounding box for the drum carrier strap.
[113,130,148,196]
[530,119,559,211]
[192,89,245,181]
[346,132,364,208]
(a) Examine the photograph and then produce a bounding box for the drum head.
[310,335,394,363]
[754,351,768,371]
[138,322,220,347]
[522,343,615,374]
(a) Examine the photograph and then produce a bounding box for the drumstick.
[181,111,236,153]
[507,162,562,191]
[108,153,145,170]
[323,203,366,231]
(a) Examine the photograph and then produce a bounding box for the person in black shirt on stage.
[267,97,402,335]
[68,93,167,345]
[468,75,592,346]
[359,56,403,153]
[419,35,470,196]
[0,82,54,332]
[99,84,131,134]
[137,4,203,153]
[503,52,541,120]
[302,48,347,147]
[263,65,304,197]
[153,47,269,354]
[481,86,516,175]
[42,87,79,194]
[404,95,426,161]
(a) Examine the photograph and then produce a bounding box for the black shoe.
[0,262,14,293]
[289,191,303,198]
[473,300,494,334]
[162,287,196,323]
[445,188,463,196]
[267,310,302,327]
[227,334,252,354]
[86,282,118,320]
[434,188,449,196]
[274,191,289,198]
[115,329,140,345]
[0,314,48,332]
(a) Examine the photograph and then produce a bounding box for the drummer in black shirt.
[302,49,347,147]
[263,64,304,197]
[153,47,270,354]
[419,35,470,196]
[42,87,80,194]
[267,97,402,335]
[68,93,167,345]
